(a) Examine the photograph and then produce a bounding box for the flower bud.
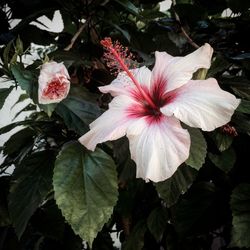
[38,61,70,104]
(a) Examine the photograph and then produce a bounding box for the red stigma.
[100,37,113,48]
[100,37,135,75]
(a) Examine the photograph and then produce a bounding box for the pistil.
[101,38,158,110]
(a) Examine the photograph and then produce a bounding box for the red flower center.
[127,78,175,124]
[42,77,67,100]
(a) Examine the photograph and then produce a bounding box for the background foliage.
[0,0,250,249]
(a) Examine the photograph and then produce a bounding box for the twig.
[122,217,131,238]
[172,0,199,49]
[64,21,88,51]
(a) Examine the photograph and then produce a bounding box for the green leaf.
[147,207,168,242]
[185,127,207,170]
[11,63,38,100]
[123,220,147,250]
[0,86,14,109]
[8,150,55,238]
[230,183,250,248]
[53,141,118,247]
[55,86,101,134]
[155,165,197,207]
[236,99,250,114]
[208,148,236,173]
[114,0,140,16]
[211,129,233,151]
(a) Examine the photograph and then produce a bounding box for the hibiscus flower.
[79,38,240,182]
[38,61,70,104]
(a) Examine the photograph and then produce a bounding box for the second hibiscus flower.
[38,61,70,104]
[79,38,240,182]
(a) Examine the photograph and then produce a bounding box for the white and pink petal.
[99,66,151,96]
[151,43,213,93]
[161,78,241,131]
[126,116,191,182]
[78,95,135,150]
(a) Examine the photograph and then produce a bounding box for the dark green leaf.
[8,150,56,238]
[231,86,250,100]
[211,130,233,151]
[174,3,207,25]
[106,21,131,42]
[208,148,236,173]
[0,177,11,227]
[0,120,31,136]
[140,9,166,20]
[236,99,250,114]
[155,165,197,207]
[0,120,54,135]
[19,25,55,46]
[230,183,250,248]
[185,127,207,170]
[0,120,32,135]
[233,112,250,134]
[55,86,101,134]
[173,182,217,235]
[3,127,35,157]
[12,103,36,120]
[227,0,250,13]
[114,0,140,15]
[53,141,118,247]
[123,220,147,250]
[10,93,29,109]
[32,200,65,240]
[92,231,116,250]
[113,137,136,182]
[207,54,231,77]
[3,40,13,68]
[0,86,14,109]
[147,206,168,242]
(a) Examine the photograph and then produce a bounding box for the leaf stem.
[64,21,88,51]
[172,0,199,49]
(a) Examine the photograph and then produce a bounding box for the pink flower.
[38,61,70,104]
[79,39,240,182]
